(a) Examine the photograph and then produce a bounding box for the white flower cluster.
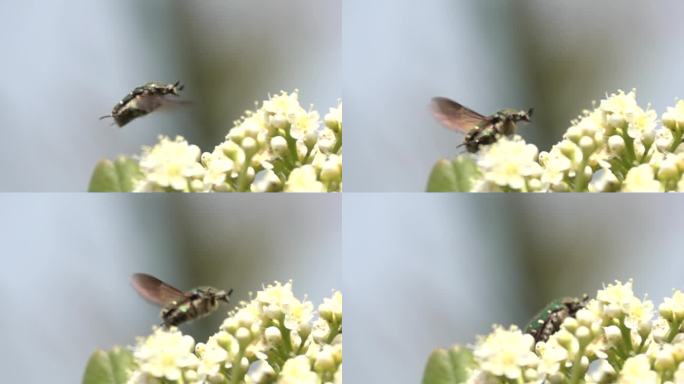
[127,281,342,384]
[461,280,684,384]
[133,91,342,192]
[466,91,684,192]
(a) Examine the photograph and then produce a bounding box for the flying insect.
[100,81,186,127]
[131,273,233,327]
[431,97,533,153]
[524,295,589,343]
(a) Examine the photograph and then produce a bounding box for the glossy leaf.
[422,347,474,384]
[82,347,135,384]
[426,156,478,192]
[88,157,141,192]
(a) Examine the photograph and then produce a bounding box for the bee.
[131,273,233,327]
[524,295,589,343]
[100,81,185,127]
[431,97,533,153]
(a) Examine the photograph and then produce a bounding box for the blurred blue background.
[0,0,340,191]
[344,194,684,383]
[0,195,341,383]
[344,0,684,191]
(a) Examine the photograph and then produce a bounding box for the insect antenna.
[98,115,112,120]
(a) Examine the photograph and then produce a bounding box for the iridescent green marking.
[524,295,588,343]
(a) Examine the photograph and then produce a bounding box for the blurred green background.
[0,195,340,383]
[0,0,340,191]
[344,194,684,383]
[344,0,684,191]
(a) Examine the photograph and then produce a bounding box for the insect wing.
[131,273,188,306]
[431,97,487,133]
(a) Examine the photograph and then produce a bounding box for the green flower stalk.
[83,281,342,384]
[427,90,684,192]
[422,280,684,384]
[89,91,342,193]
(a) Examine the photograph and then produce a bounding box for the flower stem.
[236,153,255,192]
[568,345,587,384]
[229,347,246,384]
[666,319,682,342]
[573,159,589,192]
[670,130,683,152]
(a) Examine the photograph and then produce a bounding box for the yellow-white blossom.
[475,135,543,191]
[118,91,341,193]
[136,136,205,192]
[437,89,684,192]
[473,325,538,380]
[128,327,199,383]
[433,280,684,384]
[618,355,657,384]
[278,356,319,384]
[622,164,663,192]
[284,165,326,192]
[123,282,341,384]
[663,100,684,133]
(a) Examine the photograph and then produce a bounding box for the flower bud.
[658,157,679,182]
[270,115,290,131]
[564,318,579,333]
[320,158,342,183]
[565,126,582,143]
[236,327,252,348]
[660,302,674,322]
[304,130,318,149]
[264,326,282,345]
[605,326,622,346]
[314,348,336,372]
[608,135,625,154]
[638,321,652,340]
[242,137,258,157]
[576,326,592,346]
[654,349,675,371]
[271,136,288,157]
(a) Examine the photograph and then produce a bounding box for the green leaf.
[82,347,135,384]
[88,157,142,192]
[426,156,478,192]
[422,346,474,384]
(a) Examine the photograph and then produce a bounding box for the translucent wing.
[431,97,487,133]
[131,273,188,306]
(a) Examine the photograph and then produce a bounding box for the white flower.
[600,90,640,127]
[324,102,342,132]
[319,290,342,324]
[473,325,538,380]
[539,146,573,187]
[262,91,305,117]
[597,280,637,313]
[138,136,205,192]
[278,356,319,384]
[536,338,568,377]
[284,165,325,192]
[284,300,314,331]
[663,100,684,133]
[201,150,235,189]
[290,110,320,140]
[589,168,619,192]
[132,327,199,381]
[476,135,543,191]
[618,355,657,384]
[195,335,230,380]
[660,290,684,322]
[250,170,283,192]
[622,164,663,192]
